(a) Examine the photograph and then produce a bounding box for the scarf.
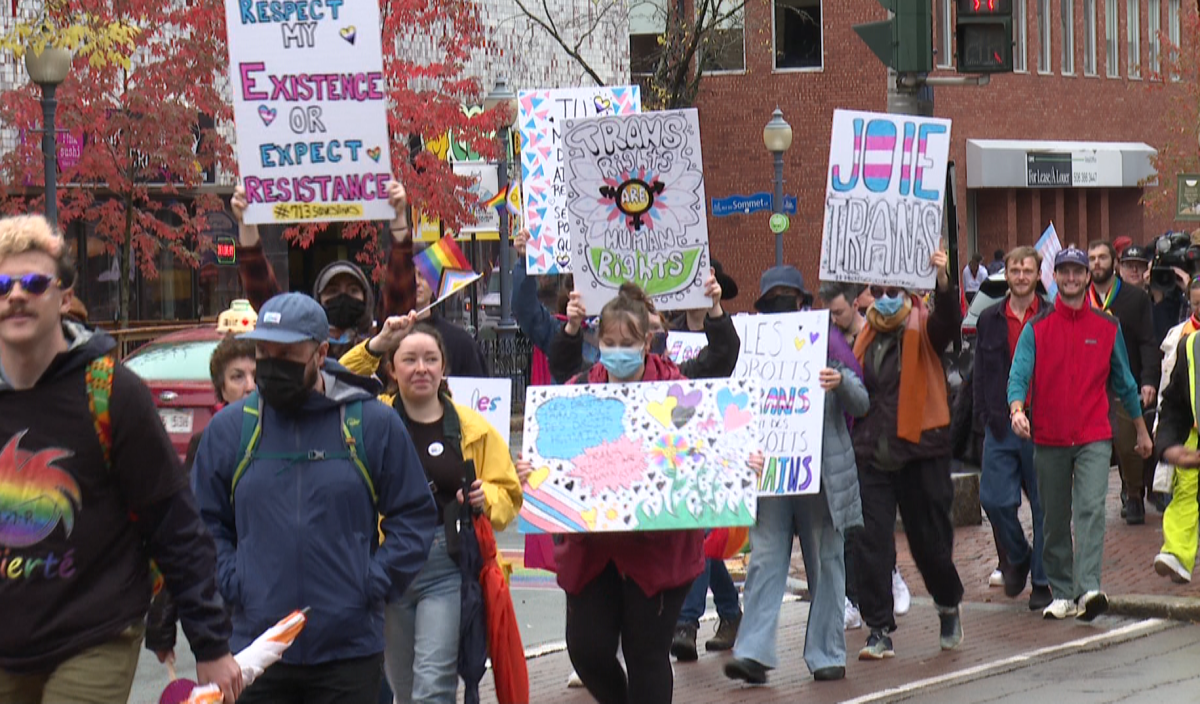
[1089,278,1121,311]
[853,294,950,444]
[1187,314,1200,336]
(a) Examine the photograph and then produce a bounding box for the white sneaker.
[988,569,1004,587]
[1076,590,1109,622]
[1042,598,1078,619]
[567,670,583,688]
[892,568,911,616]
[844,598,863,630]
[1154,553,1192,584]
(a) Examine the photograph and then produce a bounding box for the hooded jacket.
[0,322,231,672]
[314,261,376,334]
[193,359,437,665]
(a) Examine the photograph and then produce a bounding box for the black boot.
[670,624,698,661]
[724,657,768,684]
[1126,496,1146,525]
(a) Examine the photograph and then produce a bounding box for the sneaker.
[1028,584,1053,611]
[1002,556,1031,598]
[1126,497,1146,525]
[706,614,741,651]
[1154,553,1192,584]
[566,670,583,688]
[1076,590,1109,622]
[670,624,698,662]
[724,657,768,684]
[1042,598,1078,619]
[892,568,911,616]
[844,598,863,630]
[936,604,963,650]
[858,629,895,660]
[988,569,1004,587]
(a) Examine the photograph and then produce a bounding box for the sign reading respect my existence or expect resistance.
[226,0,396,224]
[819,109,952,290]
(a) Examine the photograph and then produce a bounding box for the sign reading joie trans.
[225,0,396,224]
[819,109,952,290]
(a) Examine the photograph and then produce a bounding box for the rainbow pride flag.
[415,236,472,291]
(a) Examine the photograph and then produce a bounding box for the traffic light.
[956,0,1014,73]
[853,0,934,74]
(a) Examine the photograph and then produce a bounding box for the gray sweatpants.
[1033,441,1111,602]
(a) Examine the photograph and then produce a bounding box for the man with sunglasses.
[850,249,965,662]
[1008,247,1153,621]
[0,215,243,703]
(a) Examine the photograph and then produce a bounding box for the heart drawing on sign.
[340,26,357,44]
[723,404,753,432]
[367,147,382,162]
[527,466,550,490]
[716,388,749,412]
[810,331,820,344]
[668,383,702,409]
[647,396,678,430]
[793,336,806,351]
[670,406,695,429]
[257,105,277,126]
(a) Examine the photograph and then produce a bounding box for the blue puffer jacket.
[193,360,437,665]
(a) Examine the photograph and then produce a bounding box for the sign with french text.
[819,109,951,290]
[519,378,759,533]
[447,377,512,447]
[226,0,395,224]
[564,108,710,312]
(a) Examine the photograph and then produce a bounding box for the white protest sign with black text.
[226,0,395,224]
[447,377,512,448]
[819,110,951,290]
[563,109,710,313]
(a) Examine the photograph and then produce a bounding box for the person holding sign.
[850,249,966,661]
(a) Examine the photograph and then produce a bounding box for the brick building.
[684,0,1196,308]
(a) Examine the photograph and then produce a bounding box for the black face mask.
[649,331,668,356]
[760,295,799,313]
[324,293,366,330]
[256,357,314,411]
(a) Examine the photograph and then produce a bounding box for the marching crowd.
[2,180,1200,704]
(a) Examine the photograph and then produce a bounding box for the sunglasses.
[869,286,903,299]
[0,273,60,298]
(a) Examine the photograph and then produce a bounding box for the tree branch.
[512,0,608,86]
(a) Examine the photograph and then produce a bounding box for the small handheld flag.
[414,236,473,291]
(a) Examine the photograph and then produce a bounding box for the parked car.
[123,326,224,462]
[960,271,1010,345]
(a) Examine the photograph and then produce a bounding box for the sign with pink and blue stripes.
[819,109,953,290]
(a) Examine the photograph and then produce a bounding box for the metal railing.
[480,332,532,414]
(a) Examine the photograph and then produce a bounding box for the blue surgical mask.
[599,346,645,380]
[874,294,906,317]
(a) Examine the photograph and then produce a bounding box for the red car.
[123,326,225,462]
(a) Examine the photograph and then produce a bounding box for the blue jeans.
[734,494,845,673]
[384,534,462,704]
[981,427,1047,587]
[678,558,741,626]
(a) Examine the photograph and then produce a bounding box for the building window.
[1128,0,1141,77]
[701,0,745,73]
[938,0,953,68]
[1038,0,1052,72]
[1061,0,1074,73]
[1168,0,1181,79]
[1148,0,1160,73]
[1106,0,1120,76]
[1084,0,1097,74]
[774,0,823,70]
[1014,0,1028,71]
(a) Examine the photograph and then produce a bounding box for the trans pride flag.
[415,235,472,292]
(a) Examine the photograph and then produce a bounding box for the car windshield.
[125,340,220,382]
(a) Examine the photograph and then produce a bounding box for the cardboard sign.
[447,377,512,447]
[225,0,395,224]
[519,86,641,274]
[665,331,707,366]
[819,110,952,290]
[453,162,500,234]
[563,108,710,312]
[519,378,760,534]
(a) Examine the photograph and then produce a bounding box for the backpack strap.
[86,356,115,469]
[231,392,264,506]
[340,401,377,506]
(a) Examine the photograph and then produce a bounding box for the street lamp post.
[762,108,793,268]
[484,76,519,339]
[24,46,73,228]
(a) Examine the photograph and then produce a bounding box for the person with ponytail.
[342,317,523,703]
[523,282,761,704]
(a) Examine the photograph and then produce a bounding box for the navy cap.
[754,266,811,311]
[1054,247,1089,271]
[239,292,329,345]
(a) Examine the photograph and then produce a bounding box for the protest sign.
[519,378,759,534]
[225,0,395,224]
[453,162,500,234]
[447,377,512,447]
[665,331,707,366]
[563,108,710,312]
[819,109,952,290]
[519,87,641,274]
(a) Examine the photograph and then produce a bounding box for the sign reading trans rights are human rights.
[819,110,952,291]
[226,0,396,224]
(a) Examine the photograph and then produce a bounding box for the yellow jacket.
[341,340,523,532]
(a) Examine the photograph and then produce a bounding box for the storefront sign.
[1177,174,1200,222]
[1026,150,1123,188]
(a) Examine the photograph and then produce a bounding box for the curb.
[1107,594,1200,621]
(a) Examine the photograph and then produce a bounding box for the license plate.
[159,409,194,435]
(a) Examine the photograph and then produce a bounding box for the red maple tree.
[1144,6,1200,225]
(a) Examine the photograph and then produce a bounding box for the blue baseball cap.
[238,292,329,345]
[1054,247,1089,271]
[755,266,812,311]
